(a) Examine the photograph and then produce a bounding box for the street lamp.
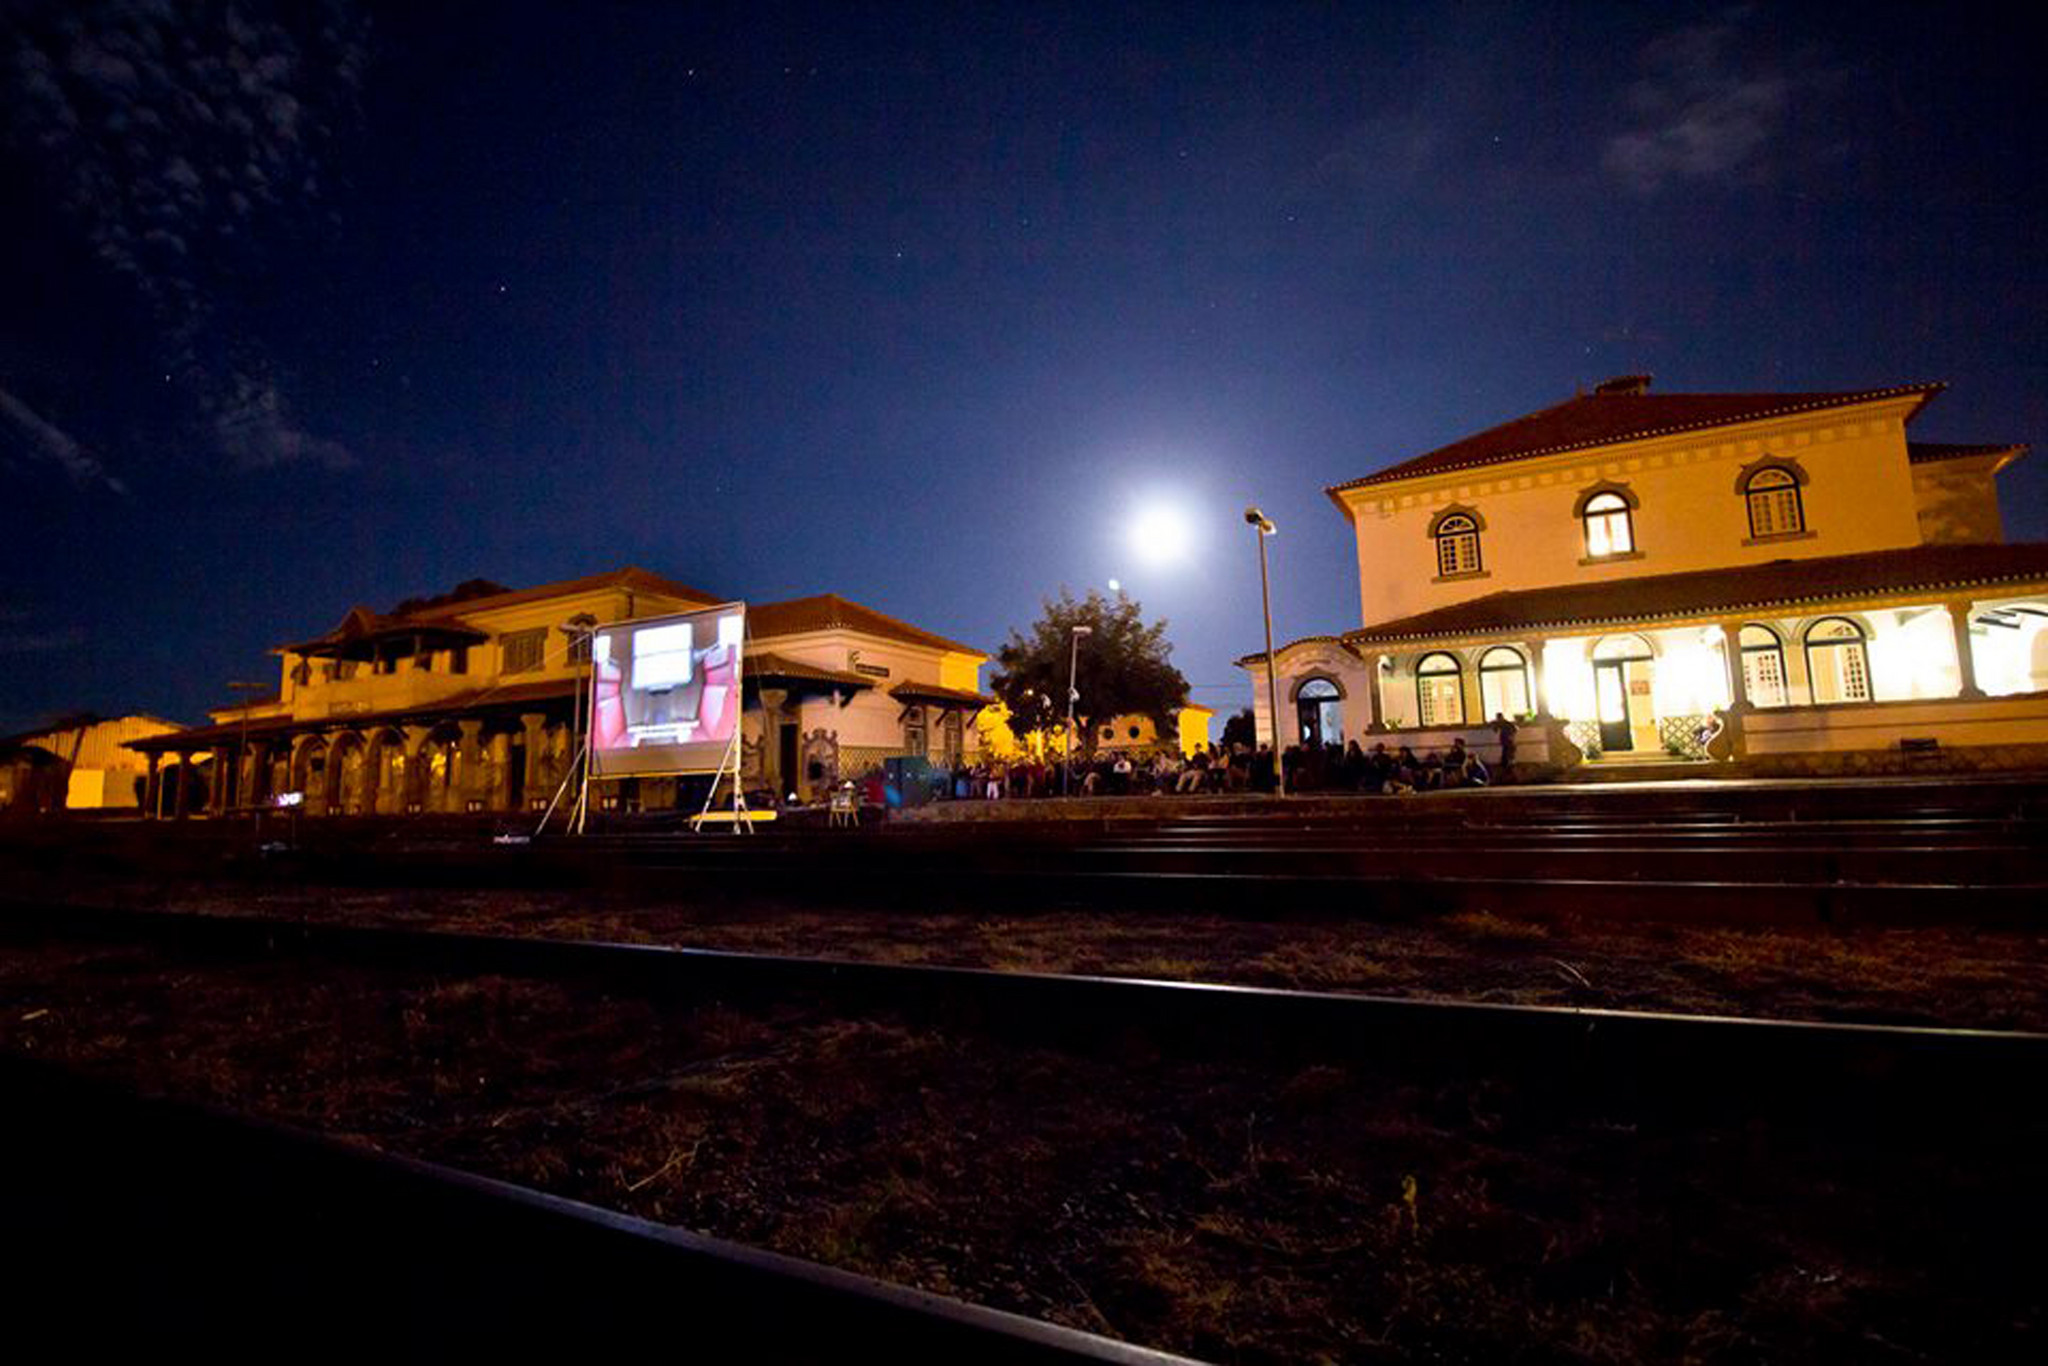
[1245,506,1285,797]
[226,680,269,816]
[564,613,599,832]
[1064,624,1093,797]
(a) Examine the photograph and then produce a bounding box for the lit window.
[1416,652,1465,726]
[1434,514,1481,577]
[1582,491,1635,557]
[1804,618,1871,704]
[1746,467,1804,538]
[1738,625,1787,707]
[502,628,547,675]
[1478,646,1531,718]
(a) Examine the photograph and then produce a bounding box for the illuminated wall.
[1336,394,1930,629]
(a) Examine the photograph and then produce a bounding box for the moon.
[1128,503,1193,567]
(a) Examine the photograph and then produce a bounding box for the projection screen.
[587,602,746,777]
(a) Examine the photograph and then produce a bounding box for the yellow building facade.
[1242,376,2048,773]
[130,568,989,817]
[0,713,182,811]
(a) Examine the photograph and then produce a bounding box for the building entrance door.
[1594,661,1633,752]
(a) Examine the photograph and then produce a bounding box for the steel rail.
[5,900,2044,1101]
[0,1055,1202,1363]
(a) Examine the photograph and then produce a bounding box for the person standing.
[1491,713,1518,779]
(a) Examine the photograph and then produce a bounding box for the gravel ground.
[39,877,2048,1032]
[1,929,2041,1364]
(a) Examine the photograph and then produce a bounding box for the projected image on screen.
[588,604,745,777]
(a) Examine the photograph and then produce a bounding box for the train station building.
[127,568,989,817]
[1241,376,2048,774]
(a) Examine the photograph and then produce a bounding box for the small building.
[0,714,183,812]
[127,568,989,817]
[1241,376,2048,774]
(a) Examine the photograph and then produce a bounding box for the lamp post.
[1063,624,1092,797]
[564,613,599,832]
[1245,506,1285,797]
[226,680,269,816]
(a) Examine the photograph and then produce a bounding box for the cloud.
[1602,7,1839,194]
[0,384,128,493]
[210,369,353,470]
[1,0,366,471]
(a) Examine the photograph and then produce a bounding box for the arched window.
[903,705,927,756]
[1415,652,1465,726]
[1581,491,1635,557]
[1738,624,1788,707]
[1478,646,1532,719]
[1433,514,1481,577]
[1745,466,1805,538]
[1295,676,1343,747]
[1804,618,1871,704]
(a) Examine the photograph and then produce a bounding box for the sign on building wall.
[589,603,746,777]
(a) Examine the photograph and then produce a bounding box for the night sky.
[3,1,2043,734]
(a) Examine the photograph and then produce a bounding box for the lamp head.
[1244,505,1276,534]
[1072,625,1093,637]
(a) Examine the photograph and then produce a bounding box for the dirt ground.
[36,876,2048,1032]
[1,929,2041,1364]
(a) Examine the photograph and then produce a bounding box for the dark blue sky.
[3,1,2043,732]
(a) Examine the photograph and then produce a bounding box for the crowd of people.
[943,718,1514,800]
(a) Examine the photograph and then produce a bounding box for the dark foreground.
[2,925,2040,1363]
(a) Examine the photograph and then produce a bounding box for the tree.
[991,588,1189,758]
[1220,707,1255,750]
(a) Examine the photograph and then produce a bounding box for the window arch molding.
[1413,650,1466,726]
[1425,503,1487,536]
[1802,616,1872,704]
[1574,481,1640,559]
[1291,674,1346,702]
[1426,505,1486,579]
[1571,481,1639,517]
[1477,645,1533,719]
[1737,623,1789,707]
[1731,455,1809,495]
[1736,456,1810,540]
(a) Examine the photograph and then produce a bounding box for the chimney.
[1593,374,1652,396]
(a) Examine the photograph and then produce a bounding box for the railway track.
[2,1056,1198,1362]
[7,898,2044,1109]
[5,898,2043,1358]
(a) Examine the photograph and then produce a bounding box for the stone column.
[1720,619,1752,712]
[1947,600,1985,699]
[456,720,486,812]
[1363,654,1387,733]
[144,753,162,819]
[172,752,193,819]
[487,732,515,810]
[1526,638,1550,719]
[402,726,434,813]
[758,688,789,797]
[519,714,548,806]
[1458,652,1483,728]
[209,750,229,814]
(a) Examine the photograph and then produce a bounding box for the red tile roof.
[889,680,993,708]
[279,568,722,654]
[746,651,874,691]
[1908,441,2027,466]
[749,593,984,657]
[392,567,721,623]
[1328,382,1945,498]
[1339,543,2048,644]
